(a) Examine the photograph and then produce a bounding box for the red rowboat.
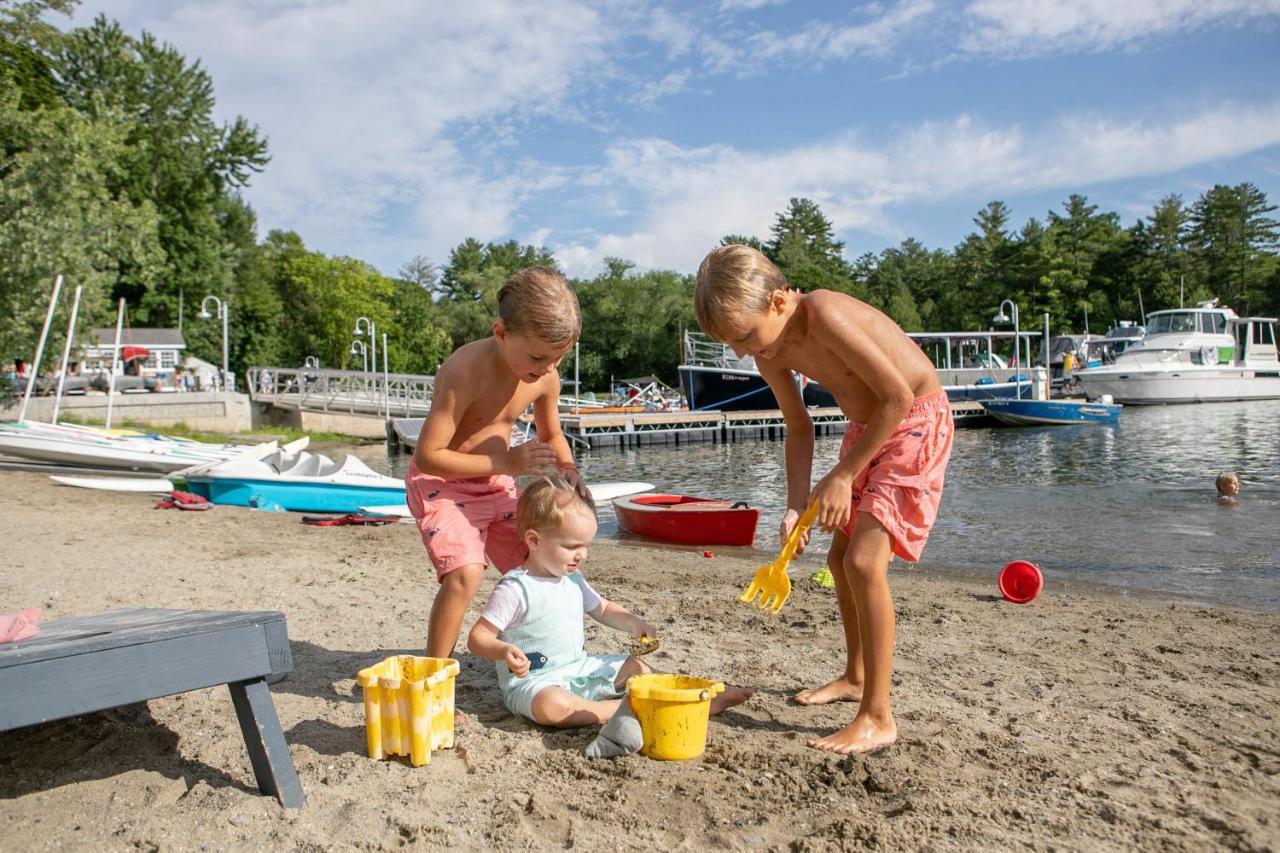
[612,494,760,547]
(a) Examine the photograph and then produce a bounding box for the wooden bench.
[0,608,304,808]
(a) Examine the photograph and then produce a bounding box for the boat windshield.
[1146,312,1199,334]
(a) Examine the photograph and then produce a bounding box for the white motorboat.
[1075,302,1280,404]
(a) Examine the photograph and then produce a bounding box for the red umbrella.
[121,345,150,361]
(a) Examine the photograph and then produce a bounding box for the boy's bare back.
[758,290,939,422]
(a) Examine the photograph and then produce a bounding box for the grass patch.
[58,415,371,446]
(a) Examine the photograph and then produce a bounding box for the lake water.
[384,401,1280,611]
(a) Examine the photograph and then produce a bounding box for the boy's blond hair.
[1216,471,1239,493]
[694,244,790,339]
[516,474,597,535]
[497,266,581,346]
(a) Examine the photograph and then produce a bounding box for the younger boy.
[409,267,584,658]
[694,244,953,755]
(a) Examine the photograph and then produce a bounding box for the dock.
[387,401,989,452]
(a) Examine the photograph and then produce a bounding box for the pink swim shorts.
[405,462,527,582]
[839,387,953,562]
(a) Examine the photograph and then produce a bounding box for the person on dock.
[694,244,954,755]
[1216,472,1240,507]
[409,267,587,659]
[467,475,752,751]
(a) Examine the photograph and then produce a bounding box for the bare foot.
[710,685,755,715]
[794,677,863,706]
[807,713,897,755]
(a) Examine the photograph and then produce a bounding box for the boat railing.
[247,366,435,417]
[683,331,744,369]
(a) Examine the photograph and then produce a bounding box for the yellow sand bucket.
[626,674,724,761]
[356,655,459,767]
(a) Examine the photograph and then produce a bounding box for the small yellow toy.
[356,655,459,767]
[627,673,724,761]
[740,501,818,613]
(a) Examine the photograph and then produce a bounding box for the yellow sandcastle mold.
[356,655,459,767]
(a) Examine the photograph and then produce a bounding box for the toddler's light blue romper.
[495,570,629,721]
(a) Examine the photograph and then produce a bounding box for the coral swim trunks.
[405,461,527,581]
[839,387,953,562]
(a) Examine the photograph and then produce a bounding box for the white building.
[83,328,186,378]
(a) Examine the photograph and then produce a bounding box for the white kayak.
[359,480,655,518]
[50,475,174,492]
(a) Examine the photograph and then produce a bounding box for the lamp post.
[350,339,368,374]
[303,355,319,369]
[354,316,376,383]
[992,299,1021,399]
[198,295,229,393]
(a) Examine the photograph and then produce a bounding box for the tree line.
[3,2,1277,395]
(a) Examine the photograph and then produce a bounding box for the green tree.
[0,82,163,363]
[1187,182,1279,313]
[1043,194,1122,331]
[55,16,269,333]
[572,258,694,389]
[764,197,854,293]
[0,0,75,110]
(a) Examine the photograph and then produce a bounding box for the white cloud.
[961,0,1280,57]
[75,0,621,271]
[744,0,936,64]
[549,102,1280,276]
[719,0,787,10]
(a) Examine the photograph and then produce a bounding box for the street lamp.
[353,316,376,382]
[349,339,368,374]
[303,355,319,369]
[197,295,229,393]
[992,299,1021,399]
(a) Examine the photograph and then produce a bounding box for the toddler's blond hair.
[694,244,790,339]
[1215,471,1239,494]
[517,474,596,535]
[497,267,581,346]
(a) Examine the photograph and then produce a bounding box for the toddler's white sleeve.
[479,581,527,632]
[570,571,604,614]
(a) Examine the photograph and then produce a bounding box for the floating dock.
[388,401,990,452]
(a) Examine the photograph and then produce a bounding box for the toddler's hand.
[779,509,811,554]
[504,645,530,678]
[632,620,657,642]
[506,441,556,475]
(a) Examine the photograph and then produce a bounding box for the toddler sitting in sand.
[467,475,752,755]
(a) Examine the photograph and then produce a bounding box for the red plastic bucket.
[998,561,1043,604]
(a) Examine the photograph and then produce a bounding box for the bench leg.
[228,678,305,808]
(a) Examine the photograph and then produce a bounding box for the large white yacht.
[1075,301,1280,404]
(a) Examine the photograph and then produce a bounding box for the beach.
[1,470,1277,851]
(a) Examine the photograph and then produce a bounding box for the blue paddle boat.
[980,397,1122,426]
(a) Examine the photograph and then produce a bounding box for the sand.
[1,470,1277,851]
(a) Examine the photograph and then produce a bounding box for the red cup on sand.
[998,560,1043,604]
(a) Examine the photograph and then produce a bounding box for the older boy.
[694,244,953,754]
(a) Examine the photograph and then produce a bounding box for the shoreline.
[1,471,1277,850]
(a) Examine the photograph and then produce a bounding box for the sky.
[67,0,1280,280]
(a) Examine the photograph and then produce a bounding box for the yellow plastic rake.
[739,501,819,614]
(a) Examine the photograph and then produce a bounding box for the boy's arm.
[532,372,592,498]
[413,360,551,478]
[588,600,656,640]
[467,617,531,677]
[531,374,576,470]
[810,309,916,532]
[758,359,815,548]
